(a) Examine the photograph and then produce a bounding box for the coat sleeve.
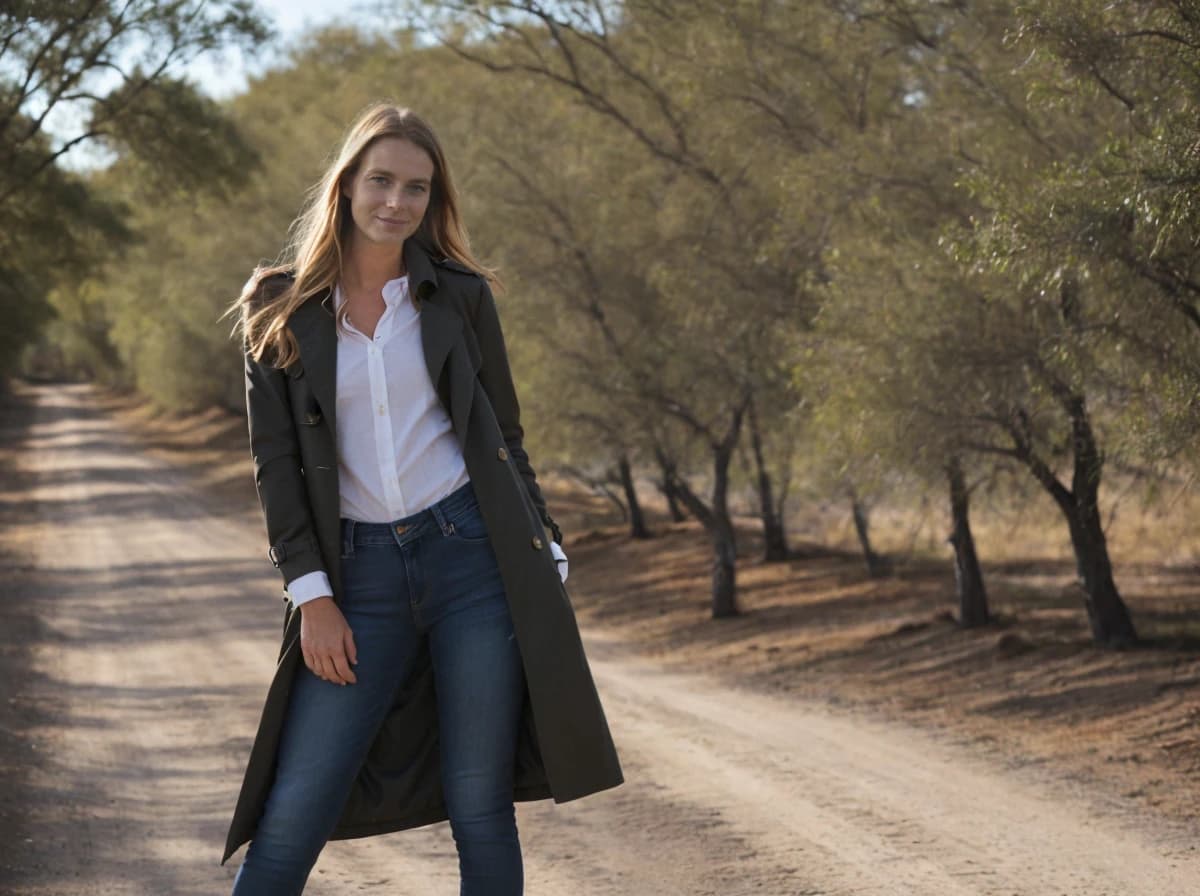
[472,277,564,546]
[244,347,329,590]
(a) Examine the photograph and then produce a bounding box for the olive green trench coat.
[221,237,624,865]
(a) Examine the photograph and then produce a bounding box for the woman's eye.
[370,175,389,185]
[407,184,427,194]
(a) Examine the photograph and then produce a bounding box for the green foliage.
[0,0,268,379]
[32,0,1200,526]
[978,0,1200,467]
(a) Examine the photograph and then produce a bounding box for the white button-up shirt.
[333,273,471,523]
[285,274,565,606]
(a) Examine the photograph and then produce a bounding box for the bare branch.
[1116,28,1200,50]
[0,4,101,135]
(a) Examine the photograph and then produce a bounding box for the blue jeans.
[232,480,526,895]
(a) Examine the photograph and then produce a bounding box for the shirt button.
[497,447,508,461]
[531,536,543,550]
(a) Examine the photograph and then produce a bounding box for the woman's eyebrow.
[364,168,431,185]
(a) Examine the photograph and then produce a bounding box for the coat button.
[531,535,543,550]
[497,447,508,461]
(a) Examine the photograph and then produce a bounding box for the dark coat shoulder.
[432,255,484,278]
[244,268,296,311]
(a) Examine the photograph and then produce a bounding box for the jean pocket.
[449,501,492,544]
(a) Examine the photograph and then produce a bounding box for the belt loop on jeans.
[341,518,356,558]
[429,501,454,537]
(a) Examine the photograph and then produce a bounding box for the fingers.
[307,648,353,685]
[300,613,357,685]
[301,645,328,683]
[312,644,353,685]
[319,628,356,685]
[328,629,358,685]
[329,649,357,685]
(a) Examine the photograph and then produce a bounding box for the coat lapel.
[406,237,473,444]
[284,237,473,448]
[419,296,473,450]
[286,291,337,439]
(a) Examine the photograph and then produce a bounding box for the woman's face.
[341,137,435,249]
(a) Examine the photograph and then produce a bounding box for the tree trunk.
[946,455,989,627]
[708,441,739,617]
[653,395,749,618]
[1011,393,1138,646]
[711,514,738,618]
[747,395,789,562]
[664,448,741,618]
[849,486,890,578]
[1063,400,1137,645]
[664,482,686,521]
[653,451,687,522]
[618,453,651,539]
[1063,497,1135,646]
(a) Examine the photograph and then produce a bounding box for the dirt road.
[1,382,1197,895]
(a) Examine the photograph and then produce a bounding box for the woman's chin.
[361,227,409,247]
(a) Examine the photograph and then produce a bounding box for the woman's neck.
[342,238,407,293]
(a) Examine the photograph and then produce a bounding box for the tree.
[1,0,267,377]
[404,0,884,616]
[820,0,1146,644]
[1008,0,1200,469]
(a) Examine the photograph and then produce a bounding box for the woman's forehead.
[358,137,434,179]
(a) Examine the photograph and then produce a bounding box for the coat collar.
[285,237,466,443]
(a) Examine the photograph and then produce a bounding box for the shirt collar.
[332,274,410,312]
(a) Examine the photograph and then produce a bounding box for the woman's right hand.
[299,597,358,685]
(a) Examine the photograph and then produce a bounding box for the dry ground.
[94,378,1200,834]
[1,378,1197,895]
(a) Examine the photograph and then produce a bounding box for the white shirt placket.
[366,301,406,519]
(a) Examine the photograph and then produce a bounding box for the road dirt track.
[1,382,1197,895]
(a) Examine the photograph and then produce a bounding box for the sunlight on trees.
[19,1,1199,640]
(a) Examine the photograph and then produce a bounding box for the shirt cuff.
[550,540,568,582]
[286,570,333,607]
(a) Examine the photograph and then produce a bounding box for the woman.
[224,103,623,895]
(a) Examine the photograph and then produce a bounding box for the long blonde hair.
[230,103,497,368]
